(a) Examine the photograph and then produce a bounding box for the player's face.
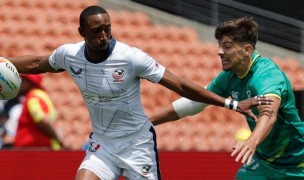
[80,13,111,52]
[217,36,244,72]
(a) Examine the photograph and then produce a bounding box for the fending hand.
[236,95,273,120]
[231,140,256,166]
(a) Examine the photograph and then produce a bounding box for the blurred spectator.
[14,74,64,150]
[0,96,23,149]
[0,122,6,149]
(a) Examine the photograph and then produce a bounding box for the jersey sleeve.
[251,61,284,99]
[130,47,165,83]
[49,44,69,70]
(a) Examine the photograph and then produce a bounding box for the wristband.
[232,100,238,110]
[224,99,231,109]
[224,99,238,111]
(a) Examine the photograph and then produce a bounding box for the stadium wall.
[0,150,241,179]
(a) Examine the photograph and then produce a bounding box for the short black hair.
[79,6,109,28]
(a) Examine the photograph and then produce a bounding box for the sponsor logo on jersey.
[82,91,121,103]
[112,69,124,82]
[246,90,252,98]
[70,66,82,75]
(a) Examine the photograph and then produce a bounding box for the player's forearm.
[150,105,180,126]
[247,114,276,146]
[248,97,278,145]
[179,80,225,106]
[8,55,49,74]
[159,70,226,107]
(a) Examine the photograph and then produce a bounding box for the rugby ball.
[0,57,21,100]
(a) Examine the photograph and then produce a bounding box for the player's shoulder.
[114,41,146,56]
[257,56,276,66]
[253,56,280,74]
[56,41,85,54]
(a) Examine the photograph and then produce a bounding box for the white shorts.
[78,122,162,180]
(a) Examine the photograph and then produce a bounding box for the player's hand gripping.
[236,95,272,120]
[231,139,257,166]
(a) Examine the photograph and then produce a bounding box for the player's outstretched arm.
[150,104,179,126]
[235,95,271,121]
[158,70,272,119]
[150,97,208,126]
[8,55,62,74]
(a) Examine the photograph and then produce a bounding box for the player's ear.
[78,27,85,37]
[243,44,252,57]
[243,49,249,56]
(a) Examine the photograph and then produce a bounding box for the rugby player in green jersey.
[150,16,304,179]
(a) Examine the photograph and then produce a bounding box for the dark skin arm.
[8,55,64,74]
[8,55,271,120]
[158,70,225,106]
[158,70,272,120]
[150,104,179,126]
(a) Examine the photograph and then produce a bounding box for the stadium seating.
[1,0,304,151]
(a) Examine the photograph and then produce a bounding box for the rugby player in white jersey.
[8,5,271,180]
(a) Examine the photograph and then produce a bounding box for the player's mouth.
[221,58,230,65]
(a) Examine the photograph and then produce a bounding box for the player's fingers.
[246,154,254,166]
[232,141,241,151]
[246,111,257,121]
[235,147,249,162]
[231,143,241,157]
[241,150,252,164]
[253,96,273,106]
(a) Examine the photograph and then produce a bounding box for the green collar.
[238,50,260,78]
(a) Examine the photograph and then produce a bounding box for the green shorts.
[235,155,304,180]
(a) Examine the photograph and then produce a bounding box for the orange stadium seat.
[2,1,304,151]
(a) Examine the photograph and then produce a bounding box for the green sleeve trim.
[264,93,281,101]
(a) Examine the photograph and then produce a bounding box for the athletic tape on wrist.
[224,99,231,109]
[232,100,238,110]
[224,99,238,111]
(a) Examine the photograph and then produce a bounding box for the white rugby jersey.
[49,39,165,138]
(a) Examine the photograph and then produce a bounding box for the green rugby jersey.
[207,51,304,169]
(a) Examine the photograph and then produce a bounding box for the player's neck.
[235,58,251,78]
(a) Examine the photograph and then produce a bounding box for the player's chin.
[97,43,108,51]
[91,45,107,52]
[222,67,233,72]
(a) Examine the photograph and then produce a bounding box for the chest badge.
[112,69,124,82]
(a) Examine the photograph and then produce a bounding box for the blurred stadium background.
[1,0,304,179]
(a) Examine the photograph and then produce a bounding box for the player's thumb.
[245,110,257,121]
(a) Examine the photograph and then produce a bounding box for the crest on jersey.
[88,141,101,152]
[141,165,151,176]
[112,69,124,82]
[231,91,239,100]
